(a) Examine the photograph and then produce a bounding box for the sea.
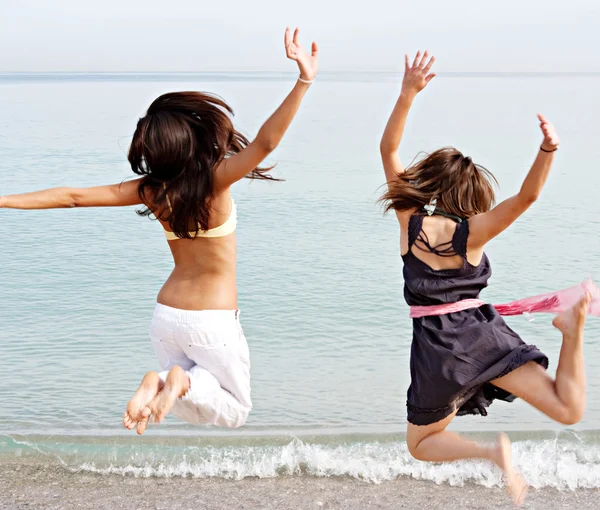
[1,71,600,491]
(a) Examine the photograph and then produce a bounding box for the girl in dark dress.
[379,51,592,506]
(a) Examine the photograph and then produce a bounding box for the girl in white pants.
[0,27,319,434]
[150,305,252,428]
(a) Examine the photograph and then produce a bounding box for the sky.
[0,0,598,72]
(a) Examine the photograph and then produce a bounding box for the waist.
[153,302,240,325]
[158,272,238,311]
[409,280,595,319]
[409,299,486,318]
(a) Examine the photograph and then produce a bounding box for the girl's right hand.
[285,27,318,82]
[402,51,436,97]
[538,113,560,151]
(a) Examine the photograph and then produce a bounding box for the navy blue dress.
[403,213,548,426]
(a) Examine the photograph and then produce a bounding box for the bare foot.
[142,365,190,427]
[491,433,527,507]
[552,292,591,338]
[123,371,162,433]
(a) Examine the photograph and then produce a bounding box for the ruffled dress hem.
[406,344,549,426]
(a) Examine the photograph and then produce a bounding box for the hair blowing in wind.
[128,91,278,239]
[381,147,498,218]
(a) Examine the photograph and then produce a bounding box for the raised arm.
[214,27,318,190]
[380,51,436,185]
[0,178,143,209]
[468,114,560,247]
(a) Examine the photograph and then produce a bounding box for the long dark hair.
[129,91,278,238]
[381,147,498,218]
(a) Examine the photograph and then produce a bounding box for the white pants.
[150,304,252,428]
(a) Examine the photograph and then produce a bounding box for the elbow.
[256,134,278,154]
[379,141,393,156]
[67,188,82,208]
[379,142,399,161]
[518,192,539,206]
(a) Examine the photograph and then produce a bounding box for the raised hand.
[538,113,560,151]
[402,50,436,97]
[285,27,318,83]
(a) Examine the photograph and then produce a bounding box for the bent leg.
[128,319,196,434]
[175,316,252,427]
[146,364,251,429]
[491,293,590,425]
[143,310,252,430]
[407,411,492,462]
[407,414,526,505]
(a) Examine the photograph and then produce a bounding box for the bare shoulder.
[464,217,487,266]
[210,188,235,221]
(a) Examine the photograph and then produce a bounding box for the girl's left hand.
[538,113,560,151]
[285,27,319,82]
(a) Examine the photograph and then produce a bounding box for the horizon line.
[1,70,600,76]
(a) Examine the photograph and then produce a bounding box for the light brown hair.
[381,147,498,218]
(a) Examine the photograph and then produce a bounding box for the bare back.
[156,191,238,311]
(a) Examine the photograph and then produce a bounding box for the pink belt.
[409,280,599,319]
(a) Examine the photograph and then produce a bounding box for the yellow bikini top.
[162,188,237,240]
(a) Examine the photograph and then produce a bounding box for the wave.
[3,432,600,490]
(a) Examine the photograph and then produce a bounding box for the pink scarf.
[409,279,600,319]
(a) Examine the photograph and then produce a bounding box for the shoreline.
[1,457,600,510]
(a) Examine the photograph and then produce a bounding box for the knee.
[557,407,584,426]
[222,405,252,429]
[231,411,249,429]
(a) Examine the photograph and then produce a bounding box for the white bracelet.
[298,76,314,84]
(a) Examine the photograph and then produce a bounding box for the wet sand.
[1,458,599,510]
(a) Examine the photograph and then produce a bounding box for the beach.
[2,431,600,509]
[2,455,600,510]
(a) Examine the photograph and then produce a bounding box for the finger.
[293,27,300,46]
[424,56,436,73]
[425,73,436,83]
[537,113,549,124]
[412,51,421,68]
[541,123,554,135]
[405,54,410,72]
[418,50,429,68]
[311,41,319,57]
[284,27,291,48]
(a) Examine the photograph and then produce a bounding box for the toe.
[125,417,137,430]
[136,416,149,435]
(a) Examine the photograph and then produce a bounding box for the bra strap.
[451,219,470,260]
[407,214,423,250]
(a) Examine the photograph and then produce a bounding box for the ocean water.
[1,72,600,488]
